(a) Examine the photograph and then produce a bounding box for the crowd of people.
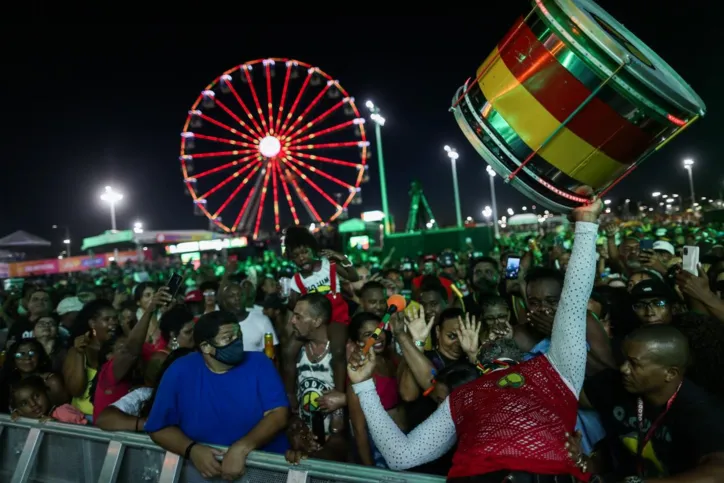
[1,200,724,482]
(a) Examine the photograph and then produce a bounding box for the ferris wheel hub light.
[259,136,281,158]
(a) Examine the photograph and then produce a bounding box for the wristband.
[414,340,425,349]
[184,442,197,459]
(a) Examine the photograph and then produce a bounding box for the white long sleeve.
[545,221,598,395]
[352,379,457,471]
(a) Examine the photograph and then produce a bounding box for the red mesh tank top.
[449,355,588,481]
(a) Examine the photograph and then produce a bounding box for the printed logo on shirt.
[298,377,333,420]
[306,281,331,295]
[21,331,33,339]
[613,405,671,476]
[497,372,525,389]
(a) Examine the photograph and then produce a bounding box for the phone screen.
[640,239,654,251]
[166,273,183,297]
[505,257,521,280]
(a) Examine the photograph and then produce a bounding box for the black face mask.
[211,338,245,366]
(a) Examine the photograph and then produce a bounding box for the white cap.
[56,296,84,316]
[653,241,675,255]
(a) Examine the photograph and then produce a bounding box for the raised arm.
[546,200,601,395]
[349,349,456,471]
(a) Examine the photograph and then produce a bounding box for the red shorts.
[329,294,350,325]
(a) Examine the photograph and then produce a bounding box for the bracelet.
[414,340,425,349]
[184,441,197,459]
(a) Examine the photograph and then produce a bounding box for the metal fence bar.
[158,451,183,483]
[10,427,43,483]
[97,440,124,483]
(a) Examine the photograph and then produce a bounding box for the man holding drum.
[348,196,602,482]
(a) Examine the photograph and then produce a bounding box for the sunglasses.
[15,350,36,359]
[632,299,667,311]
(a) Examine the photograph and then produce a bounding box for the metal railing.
[0,414,445,483]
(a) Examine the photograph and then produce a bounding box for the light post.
[100,186,123,232]
[683,159,696,209]
[486,166,500,239]
[365,101,390,234]
[52,224,71,257]
[444,146,463,229]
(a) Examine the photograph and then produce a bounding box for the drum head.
[551,0,705,116]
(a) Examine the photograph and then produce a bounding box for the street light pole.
[444,146,463,229]
[365,101,390,234]
[487,166,500,239]
[684,159,696,209]
[100,186,123,232]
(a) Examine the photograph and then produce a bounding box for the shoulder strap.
[294,272,307,295]
[329,261,337,296]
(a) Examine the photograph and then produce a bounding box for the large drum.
[452,0,705,212]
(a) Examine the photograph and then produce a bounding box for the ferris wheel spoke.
[195,111,257,143]
[241,66,270,134]
[275,64,293,135]
[184,148,257,159]
[231,186,257,232]
[282,98,348,141]
[271,160,281,232]
[223,78,266,137]
[190,133,257,149]
[235,167,266,232]
[287,150,363,168]
[280,83,332,139]
[279,71,312,136]
[292,141,365,151]
[252,166,273,239]
[283,165,322,223]
[198,160,260,200]
[191,154,258,180]
[287,118,361,145]
[263,60,276,134]
[280,159,341,211]
[214,99,260,139]
[274,160,300,226]
[286,155,355,191]
[211,162,262,219]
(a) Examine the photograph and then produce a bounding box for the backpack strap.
[294,272,307,295]
[329,261,337,298]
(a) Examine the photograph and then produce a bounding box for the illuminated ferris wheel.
[180,58,370,238]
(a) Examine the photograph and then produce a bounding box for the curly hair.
[283,225,318,257]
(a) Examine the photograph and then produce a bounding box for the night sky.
[3,9,718,252]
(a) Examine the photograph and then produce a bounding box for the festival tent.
[0,230,52,248]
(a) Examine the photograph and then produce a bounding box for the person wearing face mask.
[145,310,290,481]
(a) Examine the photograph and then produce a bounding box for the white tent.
[0,230,52,248]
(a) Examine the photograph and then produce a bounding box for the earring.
[169,337,179,351]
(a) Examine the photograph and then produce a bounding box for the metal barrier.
[0,414,445,483]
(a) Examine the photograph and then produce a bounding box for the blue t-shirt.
[145,351,289,453]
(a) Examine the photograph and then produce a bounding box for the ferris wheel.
[180,58,370,238]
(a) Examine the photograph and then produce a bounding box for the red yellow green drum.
[452,0,705,211]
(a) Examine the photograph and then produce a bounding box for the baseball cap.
[56,296,84,316]
[630,279,676,302]
[184,290,203,303]
[653,241,675,256]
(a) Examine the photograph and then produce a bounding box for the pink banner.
[5,251,139,278]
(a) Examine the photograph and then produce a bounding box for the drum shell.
[453,0,699,211]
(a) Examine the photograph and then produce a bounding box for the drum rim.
[546,0,706,116]
[452,85,580,213]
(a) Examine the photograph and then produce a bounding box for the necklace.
[306,340,330,363]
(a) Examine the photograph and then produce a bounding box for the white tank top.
[296,344,335,435]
